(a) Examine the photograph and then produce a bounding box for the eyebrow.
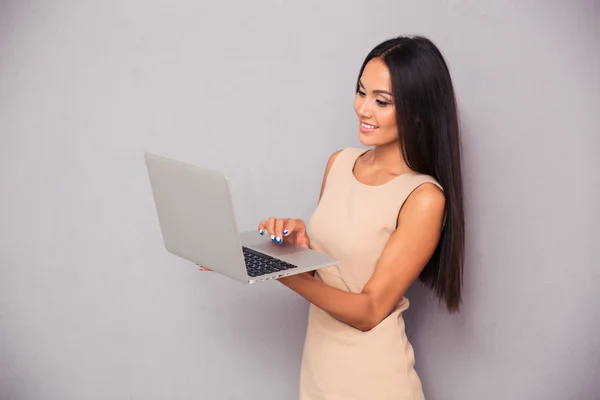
[359,80,393,96]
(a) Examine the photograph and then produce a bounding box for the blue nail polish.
[276,237,282,244]
[271,234,275,242]
[283,230,289,236]
[259,229,264,235]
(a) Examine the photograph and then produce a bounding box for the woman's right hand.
[257,217,310,249]
[198,218,310,273]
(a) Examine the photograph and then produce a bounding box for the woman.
[204,35,464,399]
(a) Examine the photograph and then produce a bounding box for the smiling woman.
[204,35,464,400]
[355,59,398,143]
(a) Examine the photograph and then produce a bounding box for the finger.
[257,220,267,235]
[294,219,307,235]
[274,218,287,244]
[282,218,296,238]
[198,265,211,271]
[266,216,277,241]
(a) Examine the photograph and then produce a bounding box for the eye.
[376,100,391,107]
[356,89,366,97]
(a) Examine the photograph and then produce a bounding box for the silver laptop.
[144,152,339,283]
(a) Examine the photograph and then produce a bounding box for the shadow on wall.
[402,282,443,345]
[402,280,476,366]
[402,281,467,397]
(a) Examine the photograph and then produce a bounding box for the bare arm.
[280,183,446,332]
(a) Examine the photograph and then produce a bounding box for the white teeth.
[361,122,378,129]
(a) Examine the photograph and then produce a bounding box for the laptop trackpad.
[252,241,308,257]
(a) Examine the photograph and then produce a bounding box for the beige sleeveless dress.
[299,147,442,400]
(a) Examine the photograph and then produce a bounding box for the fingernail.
[283,230,289,236]
[259,229,264,235]
[271,234,275,242]
[276,237,282,244]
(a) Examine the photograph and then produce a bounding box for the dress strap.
[322,148,365,186]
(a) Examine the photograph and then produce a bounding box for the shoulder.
[398,179,446,226]
[325,148,344,170]
[409,182,445,210]
[322,147,366,177]
[321,149,343,186]
[318,148,356,201]
[324,147,364,171]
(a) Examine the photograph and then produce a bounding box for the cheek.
[378,108,397,131]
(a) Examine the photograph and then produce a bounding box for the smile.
[360,122,379,129]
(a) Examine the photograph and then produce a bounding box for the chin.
[358,131,377,146]
[359,130,398,147]
[358,131,383,147]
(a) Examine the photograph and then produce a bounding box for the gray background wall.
[1,0,598,399]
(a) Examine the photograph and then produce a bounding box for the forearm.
[280,273,376,332]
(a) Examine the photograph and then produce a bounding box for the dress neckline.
[349,148,415,188]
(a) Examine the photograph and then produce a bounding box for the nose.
[356,97,373,119]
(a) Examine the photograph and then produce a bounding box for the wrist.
[279,272,312,288]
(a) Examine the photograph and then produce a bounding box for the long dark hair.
[357,35,465,312]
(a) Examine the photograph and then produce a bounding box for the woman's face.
[354,57,398,147]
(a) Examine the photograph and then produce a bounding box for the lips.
[361,121,379,129]
[359,121,379,134]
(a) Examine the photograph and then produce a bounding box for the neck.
[371,141,410,174]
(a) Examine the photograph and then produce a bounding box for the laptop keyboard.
[242,246,298,277]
